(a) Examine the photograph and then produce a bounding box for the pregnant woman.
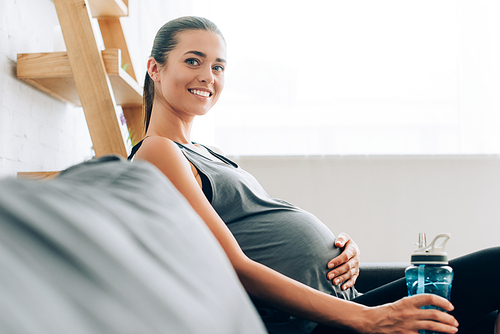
[130,16,500,334]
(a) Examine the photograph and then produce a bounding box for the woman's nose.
[198,66,214,84]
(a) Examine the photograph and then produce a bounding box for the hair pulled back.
[143,16,224,132]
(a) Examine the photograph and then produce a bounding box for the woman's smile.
[188,88,213,98]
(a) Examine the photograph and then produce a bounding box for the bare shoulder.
[136,136,179,156]
[134,136,191,176]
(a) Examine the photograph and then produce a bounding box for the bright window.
[190,0,500,155]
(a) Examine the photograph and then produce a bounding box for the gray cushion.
[0,155,266,334]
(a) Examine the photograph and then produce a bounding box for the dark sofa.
[356,262,408,293]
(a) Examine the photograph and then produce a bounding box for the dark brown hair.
[143,16,224,132]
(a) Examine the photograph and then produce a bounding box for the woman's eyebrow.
[184,50,226,63]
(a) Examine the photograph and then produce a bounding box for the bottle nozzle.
[416,232,426,248]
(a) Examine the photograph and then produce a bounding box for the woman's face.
[155,30,226,118]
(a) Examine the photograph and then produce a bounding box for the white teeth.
[190,89,210,97]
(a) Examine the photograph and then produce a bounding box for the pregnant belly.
[227,208,342,294]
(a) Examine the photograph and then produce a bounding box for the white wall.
[233,155,500,262]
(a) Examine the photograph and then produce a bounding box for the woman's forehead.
[174,30,226,59]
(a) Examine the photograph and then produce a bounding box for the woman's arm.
[134,137,458,334]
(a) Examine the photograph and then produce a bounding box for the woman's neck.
[147,106,195,144]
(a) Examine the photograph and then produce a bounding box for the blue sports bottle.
[405,233,454,334]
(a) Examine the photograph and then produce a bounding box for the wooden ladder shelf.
[16,0,144,171]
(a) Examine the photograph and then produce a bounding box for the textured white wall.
[233,155,500,262]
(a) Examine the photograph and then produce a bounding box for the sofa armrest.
[355,262,408,293]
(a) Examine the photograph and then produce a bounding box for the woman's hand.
[358,294,458,334]
[327,233,360,290]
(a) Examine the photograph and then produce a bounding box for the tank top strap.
[127,139,144,160]
[174,142,238,168]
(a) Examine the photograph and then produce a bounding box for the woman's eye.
[213,65,224,72]
[186,59,200,66]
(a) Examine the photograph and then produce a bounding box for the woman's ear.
[147,57,160,81]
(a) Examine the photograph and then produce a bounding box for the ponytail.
[143,72,155,132]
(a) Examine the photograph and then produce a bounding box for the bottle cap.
[411,233,450,265]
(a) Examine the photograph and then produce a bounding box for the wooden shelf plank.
[17,171,60,181]
[88,0,128,18]
[16,52,73,77]
[110,68,143,106]
[17,49,142,107]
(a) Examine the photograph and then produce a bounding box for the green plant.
[127,127,140,147]
[121,59,130,73]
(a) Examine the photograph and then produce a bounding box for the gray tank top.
[175,142,359,333]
